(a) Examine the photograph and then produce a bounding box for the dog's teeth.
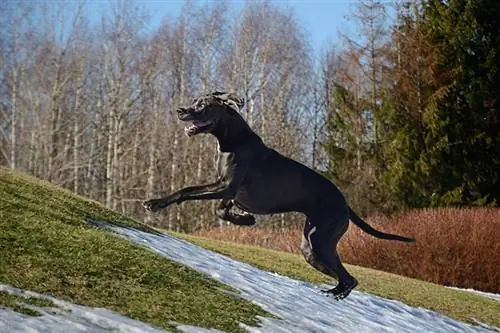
[184,125,197,136]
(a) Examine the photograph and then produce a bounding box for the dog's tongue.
[184,121,212,136]
[193,120,211,127]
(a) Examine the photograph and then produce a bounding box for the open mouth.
[184,120,213,136]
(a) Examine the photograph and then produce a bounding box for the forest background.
[1,0,498,231]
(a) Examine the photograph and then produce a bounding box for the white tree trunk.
[145,98,160,224]
[169,130,179,230]
[105,108,114,209]
[10,68,17,170]
[73,84,81,194]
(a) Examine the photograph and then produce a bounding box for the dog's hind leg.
[301,211,358,300]
[300,221,335,277]
[319,249,358,300]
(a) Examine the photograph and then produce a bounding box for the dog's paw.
[233,213,256,226]
[243,214,256,226]
[321,279,358,301]
[142,199,164,213]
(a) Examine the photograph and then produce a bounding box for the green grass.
[0,167,269,333]
[172,232,500,328]
[0,291,57,316]
[2,167,498,331]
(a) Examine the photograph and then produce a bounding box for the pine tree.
[379,0,500,208]
[378,2,437,209]
[421,0,500,205]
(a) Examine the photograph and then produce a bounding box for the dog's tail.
[349,207,416,243]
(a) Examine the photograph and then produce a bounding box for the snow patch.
[446,286,500,302]
[0,284,168,333]
[99,223,495,333]
[0,285,217,333]
[1,221,496,333]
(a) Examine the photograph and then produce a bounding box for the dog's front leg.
[216,199,256,226]
[143,180,233,212]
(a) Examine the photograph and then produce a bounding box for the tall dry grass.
[193,208,500,293]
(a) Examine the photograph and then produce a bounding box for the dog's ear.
[212,92,245,112]
[226,93,245,111]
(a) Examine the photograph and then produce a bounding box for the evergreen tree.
[378,2,437,209]
[421,0,500,205]
[379,0,500,208]
[322,82,381,215]
[320,0,392,215]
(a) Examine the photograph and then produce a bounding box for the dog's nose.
[176,107,186,114]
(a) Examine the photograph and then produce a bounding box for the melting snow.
[1,222,497,333]
[446,287,500,302]
[100,223,495,333]
[0,284,167,333]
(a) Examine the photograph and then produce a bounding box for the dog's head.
[177,91,245,137]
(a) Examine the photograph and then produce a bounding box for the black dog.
[143,91,415,300]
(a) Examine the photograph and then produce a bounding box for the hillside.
[0,167,498,332]
[0,167,268,332]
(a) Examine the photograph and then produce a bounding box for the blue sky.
[286,1,356,52]
[91,0,357,55]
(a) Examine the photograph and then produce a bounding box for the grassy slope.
[1,168,498,331]
[0,292,56,317]
[173,233,500,328]
[0,167,268,333]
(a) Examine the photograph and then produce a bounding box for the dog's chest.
[215,151,231,178]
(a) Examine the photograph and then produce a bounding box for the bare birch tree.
[0,0,316,231]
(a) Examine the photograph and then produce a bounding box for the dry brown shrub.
[193,208,500,292]
[195,225,303,254]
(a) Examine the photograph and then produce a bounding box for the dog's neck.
[212,124,262,153]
